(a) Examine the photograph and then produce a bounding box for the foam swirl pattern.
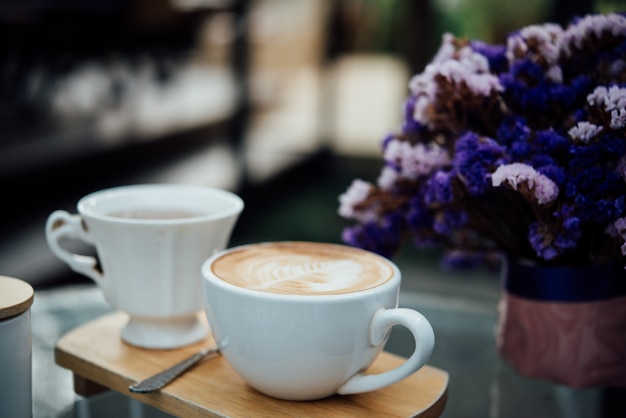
[211,242,394,295]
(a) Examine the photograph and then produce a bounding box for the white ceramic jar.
[0,276,34,418]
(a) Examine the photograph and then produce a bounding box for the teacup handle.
[337,308,435,395]
[45,210,104,285]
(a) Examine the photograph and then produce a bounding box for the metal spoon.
[129,347,220,393]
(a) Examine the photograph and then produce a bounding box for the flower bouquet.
[338,13,626,387]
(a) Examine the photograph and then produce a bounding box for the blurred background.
[3,0,620,290]
[1,0,625,417]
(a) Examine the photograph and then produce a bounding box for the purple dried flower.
[535,163,567,188]
[383,138,450,180]
[559,13,626,56]
[341,212,403,259]
[433,208,468,235]
[471,41,508,73]
[491,163,559,204]
[568,122,603,143]
[528,222,559,260]
[377,166,400,191]
[455,132,506,195]
[338,12,626,269]
[409,33,503,128]
[407,194,434,232]
[506,23,564,82]
[423,170,455,206]
[401,97,427,134]
[338,179,375,222]
[535,129,570,154]
[500,59,568,116]
[552,205,582,250]
[587,86,626,129]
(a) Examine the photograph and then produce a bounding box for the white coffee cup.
[46,184,243,349]
[201,241,435,401]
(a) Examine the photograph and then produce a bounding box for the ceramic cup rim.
[201,241,401,302]
[76,184,244,225]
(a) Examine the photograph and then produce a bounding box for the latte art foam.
[252,257,366,293]
[211,242,395,295]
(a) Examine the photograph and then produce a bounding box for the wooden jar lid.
[0,276,34,320]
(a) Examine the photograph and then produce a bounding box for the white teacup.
[201,241,435,401]
[46,184,243,349]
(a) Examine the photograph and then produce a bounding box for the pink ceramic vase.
[496,259,626,388]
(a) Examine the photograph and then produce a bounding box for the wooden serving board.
[55,312,448,418]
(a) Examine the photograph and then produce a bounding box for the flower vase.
[496,259,626,388]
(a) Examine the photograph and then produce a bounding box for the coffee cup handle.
[45,210,104,285]
[337,308,435,395]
